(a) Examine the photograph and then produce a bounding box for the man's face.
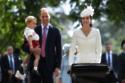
[40,11,50,25]
[7,47,13,55]
[106,44,112,52]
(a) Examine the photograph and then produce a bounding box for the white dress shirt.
[69,27,102,65]
[106,51,113,69]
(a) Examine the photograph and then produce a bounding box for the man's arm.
[55,28,62,69]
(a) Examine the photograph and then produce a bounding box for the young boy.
[15,16,40,80]
[23,16,40,72]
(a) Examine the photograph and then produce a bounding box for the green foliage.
[0,0,125,54]
[0,0,64,52]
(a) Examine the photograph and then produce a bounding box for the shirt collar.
[106,51,112,55]
[41,23,51,30]
[25,27,34,30]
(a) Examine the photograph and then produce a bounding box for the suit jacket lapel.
[7,56,11,69]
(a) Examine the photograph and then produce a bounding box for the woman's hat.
[63,44,70,53]
[80,6,94,17]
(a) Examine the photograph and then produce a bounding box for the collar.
[41,23,51,30]
[25,27,34,30]
[106,51,112,54]
[8,54,14,58]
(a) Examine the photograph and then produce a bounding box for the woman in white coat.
[69,6,102,65]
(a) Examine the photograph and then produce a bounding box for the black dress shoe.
[32,69,40,76]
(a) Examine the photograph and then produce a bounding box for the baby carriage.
[70,63,116,83]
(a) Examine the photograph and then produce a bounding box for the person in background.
[69,5,102,65]
[118,40,125,83]
[61,44,71,83]
[101,41,118,83]
[1,46,21,83]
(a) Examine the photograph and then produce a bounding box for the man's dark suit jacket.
[101,52,118,73]
[23,24,62,73]
[22,24,62,83]
[118,52,125,82]
[35,24,62,71]
[101,52,119,83]
[1,54,21,83]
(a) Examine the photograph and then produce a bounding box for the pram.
[70,63,116,83]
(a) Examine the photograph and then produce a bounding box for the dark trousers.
[2,74,19,83]
[29,57,54,83]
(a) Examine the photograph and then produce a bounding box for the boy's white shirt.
[24,27,39,40]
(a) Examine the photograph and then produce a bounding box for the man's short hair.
[121,39,125,49]
[40,7,50,19]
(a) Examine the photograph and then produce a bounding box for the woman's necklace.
[81,27,91,37]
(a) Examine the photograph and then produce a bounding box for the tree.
[0,0,125,53]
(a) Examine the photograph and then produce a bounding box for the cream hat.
[80,6,94,17]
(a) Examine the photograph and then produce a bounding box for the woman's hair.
[80,16,92,27]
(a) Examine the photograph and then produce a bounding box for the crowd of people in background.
[0,6,125,83]
[0,40,125,83]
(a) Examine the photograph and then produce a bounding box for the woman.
[69,6,102,65]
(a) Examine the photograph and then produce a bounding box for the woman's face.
[81,16,91,26]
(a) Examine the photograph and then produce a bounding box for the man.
[118,40,125,83]
[101,41,118,82]
[1,46,21,83]
[28,8,62,83]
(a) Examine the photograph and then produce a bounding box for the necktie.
[41,27,47,57]
[10,56,15,73]
[107,53,111,66]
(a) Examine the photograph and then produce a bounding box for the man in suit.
[118,40,125,83]
[27,8,62,83]
[1,46,21,83]
[101,41,118,82]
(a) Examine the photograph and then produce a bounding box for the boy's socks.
[33,66,38,71]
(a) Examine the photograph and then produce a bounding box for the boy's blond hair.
[25,16,37,24]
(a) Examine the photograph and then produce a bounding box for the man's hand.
[8,70,13,78]
[8,70,13,75]
[54,68,60,77]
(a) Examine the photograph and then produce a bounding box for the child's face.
[28,20,36,29]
